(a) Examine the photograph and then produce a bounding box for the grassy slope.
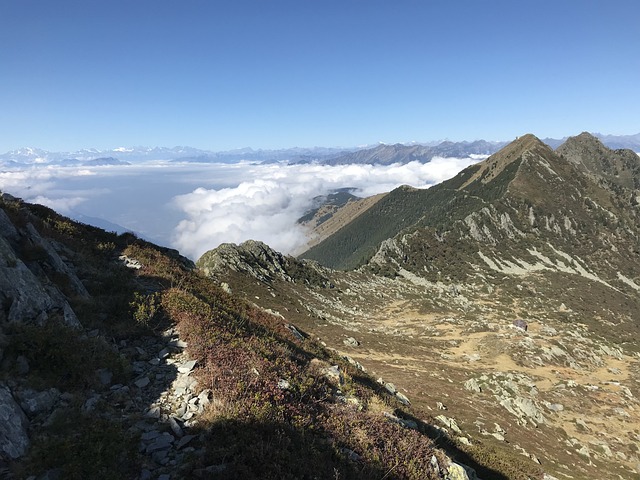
[3,197,509,479]
[298,160,510,270]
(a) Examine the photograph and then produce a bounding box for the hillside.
[0,194,507,479]
[294,191,389,256]
[199,133,640,480]
[300,134,640,274]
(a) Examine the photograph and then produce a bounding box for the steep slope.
[298,136,544,269]
[0,194,500,480]
[296,190,388,255]
[200,133,640,479]
[301,134,640,284]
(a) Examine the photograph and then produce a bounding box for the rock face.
[0,202,82,327]
[0,384,30,460]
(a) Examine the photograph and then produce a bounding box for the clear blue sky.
[1,0,639,152]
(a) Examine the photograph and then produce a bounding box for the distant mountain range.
[0,145,352,167]
[2,132,638,168]
[302,140,506,166]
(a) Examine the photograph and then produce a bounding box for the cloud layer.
[171,157,482,259]
[0,158,484,260]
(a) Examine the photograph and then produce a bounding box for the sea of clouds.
[0,157,484,260]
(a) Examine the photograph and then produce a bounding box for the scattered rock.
[119,255,142,269]
[463,378,482,393]
[323,365,343,385]
[383,412,417,429]
[446,461,474,480]
[96,368,113,386]
[343,336,360,347]
[197,389,212,407]
[512,319,528,331]
[342,355,366,371]
[168,339,188,349]
[146,433,174,454]
[395,392,411,406]
[457,436,472,446]
[546,403,564,412]
[17,387,60,418]
[178,360,197,374]
[384,382,397,395]
[340,447,361,462]
[168,417,184,438]
[135,376,151,389]
[176,434,196,450]
[436,415,463,435]
[277,379,291,390]
[285,324,305,341]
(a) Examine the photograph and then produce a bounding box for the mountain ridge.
[3,132,638,167]
[196,132,640,478]
[299,132,640,273]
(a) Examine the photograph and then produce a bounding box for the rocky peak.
[459,134,554,189]
[556,132,640,190]
[556,132,611,165]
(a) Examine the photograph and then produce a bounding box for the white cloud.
[171,157,481,260]
[0,158,483,261]
[29,195,87,214]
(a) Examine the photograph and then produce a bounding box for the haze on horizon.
[1,1,639,153]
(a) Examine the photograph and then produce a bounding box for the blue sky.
[1,0,639,152]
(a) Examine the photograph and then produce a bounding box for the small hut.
[513,319,528,331]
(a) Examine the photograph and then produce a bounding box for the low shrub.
[5,321,129,391]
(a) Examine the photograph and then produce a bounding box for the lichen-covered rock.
[197,240,332,288]
[197,240,292,283]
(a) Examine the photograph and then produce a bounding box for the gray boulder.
[0,235,79,327]
[463,378,482,393]
[17,387,60,418]
[0,384,30,459]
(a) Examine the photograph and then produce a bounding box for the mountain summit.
[557,131,640,190]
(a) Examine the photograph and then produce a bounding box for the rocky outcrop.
[0,384,30,460]
[198,240,292,282]
[0,199,88,327]
[197,239,332,288]
[0,234,79,326]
